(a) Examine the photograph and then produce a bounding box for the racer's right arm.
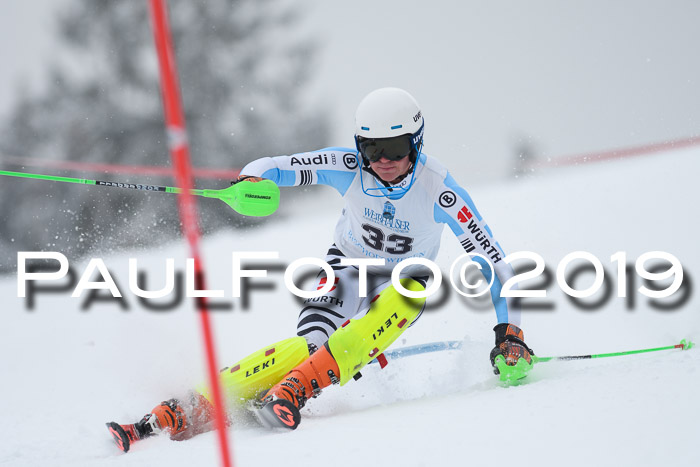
[239,148,360,196]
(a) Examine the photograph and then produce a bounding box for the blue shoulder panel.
[317,170,357,196]
[433,204,464,235]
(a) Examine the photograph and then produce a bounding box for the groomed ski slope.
[1,150,698,467]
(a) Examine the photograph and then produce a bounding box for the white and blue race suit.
[241,148,520,349]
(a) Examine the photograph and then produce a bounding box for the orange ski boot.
[254,344,340,430]
[107,393,214,452]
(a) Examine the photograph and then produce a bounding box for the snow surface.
[1,151,698,466]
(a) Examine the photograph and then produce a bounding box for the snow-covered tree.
[0,0,328,271]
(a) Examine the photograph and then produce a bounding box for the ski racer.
[107,87,534,450]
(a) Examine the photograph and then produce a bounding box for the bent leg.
[198,335,311,405]
[258,278,426,428]
[327,277,426,385]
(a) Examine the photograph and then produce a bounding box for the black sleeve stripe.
[299,170,312,186]
[460,238,476,253]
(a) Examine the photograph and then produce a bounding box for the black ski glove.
[489,323,534,375]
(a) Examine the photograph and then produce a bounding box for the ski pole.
[0,169,279,217]
[533,339,693,364]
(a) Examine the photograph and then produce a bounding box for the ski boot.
[253,343,340,430]
[106,394,213,452]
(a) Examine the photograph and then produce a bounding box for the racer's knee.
[327,278,426,385]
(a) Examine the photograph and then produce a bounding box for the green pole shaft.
[0,169,96,185]
[534,339,693,363]
[0,169,205,196]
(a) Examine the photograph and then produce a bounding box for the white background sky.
[1,0,699,181]
[0,4,697,464]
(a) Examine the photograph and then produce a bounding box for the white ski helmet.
[354,87,424,166]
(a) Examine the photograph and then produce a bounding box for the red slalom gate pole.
[532,135,700,169]
[148,2,233,466]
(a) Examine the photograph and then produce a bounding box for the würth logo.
[457,206,473,223]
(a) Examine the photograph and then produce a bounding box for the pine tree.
[0,0,328,271]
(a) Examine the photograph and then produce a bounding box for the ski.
[368,340,463,365]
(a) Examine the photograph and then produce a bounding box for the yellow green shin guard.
[198,336,310,405]
[328,278,426,385]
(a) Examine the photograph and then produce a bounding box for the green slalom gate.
[0,169,280,217]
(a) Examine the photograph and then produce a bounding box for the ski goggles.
[356,134,414,163]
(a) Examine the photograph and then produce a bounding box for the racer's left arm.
[433,172,534,379]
